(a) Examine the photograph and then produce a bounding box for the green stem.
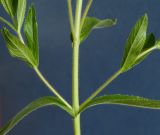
[79,70,122,114]
[67,0,75,37]
[72,45,80,112]
[73,115,81,135]
[136,46,157,60]
[72,35,81,135]
[17,32,25,44]
[16,30,72,110]
[34,68,72,110]
[72,0,83,134]
[80,0,93,30]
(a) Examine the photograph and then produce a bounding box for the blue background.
[1,0,160,135]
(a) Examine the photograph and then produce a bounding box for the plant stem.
[72,0,83,134]
[73,115,81,135]
[17,32,25,44]
[80,0,93,30]
[67,0,75,37]
[34,68,72,110]
[72,45,81,134]
[72,45,80,111]
[79,70,122,114]
[136,46,157,60]
[16,30,72,110]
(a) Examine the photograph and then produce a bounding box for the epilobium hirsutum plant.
[1,0,160,135]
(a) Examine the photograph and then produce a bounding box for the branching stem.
[34,68,72,109]
[16,30,72,110]
[79,70,122,114]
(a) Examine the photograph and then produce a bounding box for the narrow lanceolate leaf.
[121,14,148,72]
[80,94,160,113]
[2,28,38,67]
[17,0,26,32]
[24,5,39,66]
[80,17,117,42]
[1,0,18,17]
[0,96,73,135]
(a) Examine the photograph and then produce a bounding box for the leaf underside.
[0,96,73,135]
[80,94,160,113]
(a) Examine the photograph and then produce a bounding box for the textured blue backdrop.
[1,0,160,135]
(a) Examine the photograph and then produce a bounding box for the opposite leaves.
[80,17,117,42]
[121,14,148,72]
[2,28,38,68]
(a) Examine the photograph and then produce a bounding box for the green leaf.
[80,17,117,42]
[133,33,156,66]
[0,16,16,31]
[1,0,18,17]
[121,14,148,72]
[0,96,73,135]
[17,0,26,32]
[2,28,38,67]
[24,5,39,66]
[80,94,160,113]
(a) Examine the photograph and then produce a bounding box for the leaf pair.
[120,14,156,72]
[2,6,39,68]
[2,94,160,135]
[0,96,73,135]
[1,0,26,31]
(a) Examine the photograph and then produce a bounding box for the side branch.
[79,70,122,114]
[34,68,72,110]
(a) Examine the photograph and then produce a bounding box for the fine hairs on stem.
[1,1,160,135]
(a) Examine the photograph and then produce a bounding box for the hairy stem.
[72,0,83,134]
[79,70,122,114]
